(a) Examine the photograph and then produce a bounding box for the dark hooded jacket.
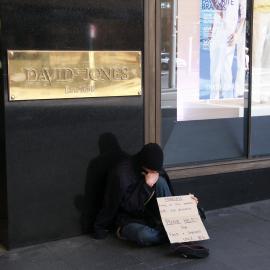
[93,153,174,238]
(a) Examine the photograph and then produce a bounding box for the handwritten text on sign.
[157,195,210,243]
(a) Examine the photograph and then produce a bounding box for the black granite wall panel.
[0,0,144,248]
[0,28,8,246]
[173,168,270,211]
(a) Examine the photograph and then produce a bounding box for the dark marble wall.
[0,0,144,248]
[173,168,270,211]
[0,27,7,245]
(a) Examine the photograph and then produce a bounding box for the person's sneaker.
[170,242,209,259]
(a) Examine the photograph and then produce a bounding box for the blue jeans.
[120,176,172,246]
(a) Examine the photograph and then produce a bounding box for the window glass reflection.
[251,0,270,157]
[161,0,249,166]
[252,0,270,107]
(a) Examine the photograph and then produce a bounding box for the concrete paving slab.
[157,258,236,270]
[0,244,6,254]
[206,203,270,249]
[233,199,270,222]
[0,244,74,270]
[204,229,269,269]
[0,199,270,270]
[48,239,141,270]
[44,235,97,257]
[124,244,187,269]
[121,263,153,270]
[0,258,74,270]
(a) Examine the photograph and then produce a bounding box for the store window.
[251,0,270,157]
[160,0,249,166]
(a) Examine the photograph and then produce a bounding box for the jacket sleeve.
[122,180,155,213]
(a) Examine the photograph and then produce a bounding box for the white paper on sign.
[157,195,210,243]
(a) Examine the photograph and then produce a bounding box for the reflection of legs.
[253,13,267,67]
[121,223,167,246]
[252,12,268,102]
[235,28,246,97]
[261,15,270,101]
[210,30,226,99]
[221,44,235,98]
[210,41,223,99]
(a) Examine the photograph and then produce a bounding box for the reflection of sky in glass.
[252,1,270,112]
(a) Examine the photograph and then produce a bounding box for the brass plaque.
[7,50,142,101]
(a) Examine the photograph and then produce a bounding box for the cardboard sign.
[157,195,210,243]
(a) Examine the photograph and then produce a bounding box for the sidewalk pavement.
[0,199,270,270]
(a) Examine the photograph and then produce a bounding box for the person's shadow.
[74,133,127,234]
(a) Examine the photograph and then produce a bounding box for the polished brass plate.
[7,50,142,101]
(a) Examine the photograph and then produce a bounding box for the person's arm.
[227,0,246,46]
[122,173,156,213]
[227,19,245,46]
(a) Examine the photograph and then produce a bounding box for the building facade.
[0,0,270,248]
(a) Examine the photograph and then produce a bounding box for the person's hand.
[189,193,199,204]
[142,170,159,188]
[227,32,238,46]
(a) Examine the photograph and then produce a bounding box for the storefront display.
[252,0,270,109]
[176,0,247,121]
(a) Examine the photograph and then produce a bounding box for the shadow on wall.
[74,133,127,234]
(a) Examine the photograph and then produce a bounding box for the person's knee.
[156,176,167,188]
[155,176,171,197]
[136,227,159,247]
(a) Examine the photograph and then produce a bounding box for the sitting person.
[93,143,209,258]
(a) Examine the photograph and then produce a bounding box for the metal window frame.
[144,0,270,180]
